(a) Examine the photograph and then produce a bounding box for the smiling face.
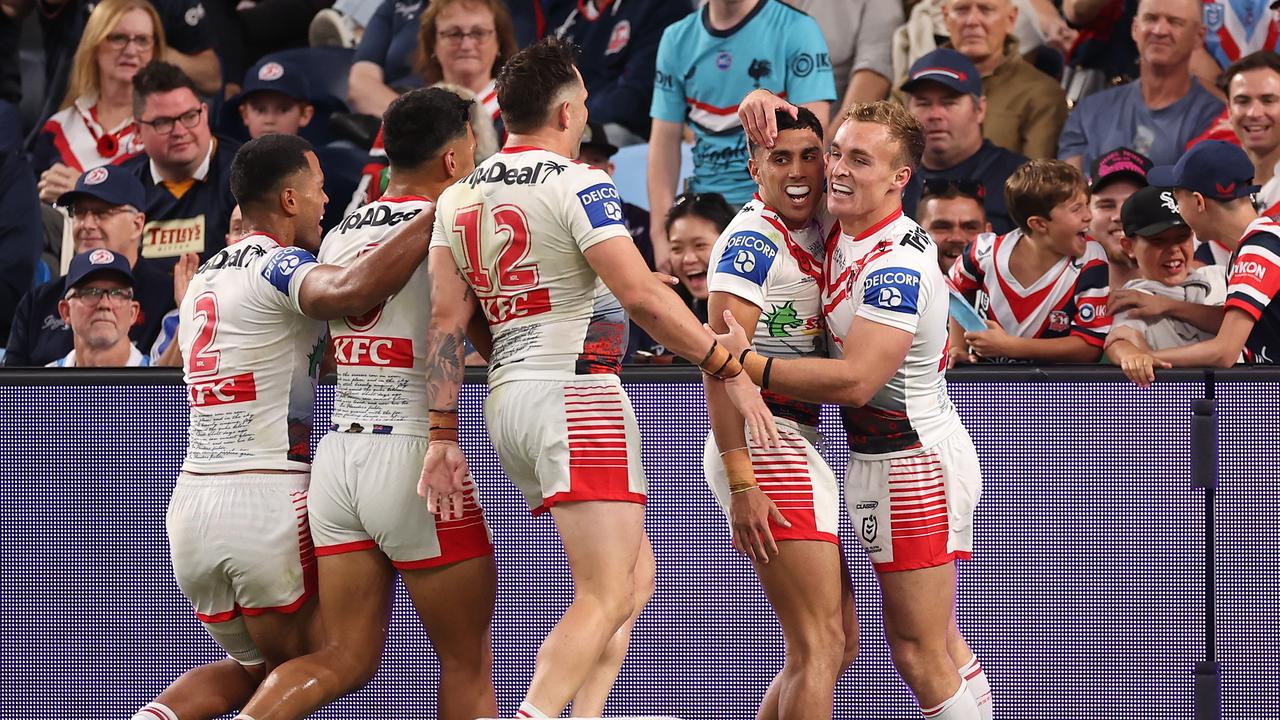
[1124,225,1194,285]
[1133,0,1203,70]
[1228,66,1280,158]
[825,119,912,223]
[1089,178,1143,263]
[1040,190,1093,257]
[668,215,720,299]
[749,127,825,229]
[291,151,329,252]
[71,197,144,263]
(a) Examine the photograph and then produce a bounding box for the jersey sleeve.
[1069,257,1111,346]
[429,209,451,251]
[782,14,837,105]
[948,236,988,295]
[649,24,688,123]
[707,220,782,310]
[564,170,632,253]
[855,250,930,335]
[1225,231,1280,321]
[260,246,321,315]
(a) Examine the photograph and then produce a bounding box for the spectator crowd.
[2,0,1279,382]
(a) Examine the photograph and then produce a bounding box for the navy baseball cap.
[56,165,146,210]
[900,49,983,97]
[580,121,618,157]
[1089,147,1152,193]
[1121,186,1187,238]
[239,58,310,103]
[1147,141,1260,201]
[64,248,135,291]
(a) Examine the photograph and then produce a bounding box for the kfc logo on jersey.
[189,371,258,406]
[333,335,413,368]
[1048,310,1070,332]
[577,182,626,229]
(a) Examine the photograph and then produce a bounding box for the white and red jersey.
[708,195,826,427]
[822,209,963,459]
[39,96,143,172]
[1201,1,1280,69]
[318,195,433,435]
[950,229,1112,349]
[179,233,327,473]
[1225,216,1280,362]
[431,146,631,387]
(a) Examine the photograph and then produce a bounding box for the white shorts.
[703,419,840,544]
[485,375,647,515]
[847,427,982,572]
[167,472,316,664]
[309,432,492,569]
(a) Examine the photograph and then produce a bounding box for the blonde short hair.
[842,101,926,170]
[62,0,167,109]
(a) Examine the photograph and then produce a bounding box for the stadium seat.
[316,140,367,233]
[611,142,694,211]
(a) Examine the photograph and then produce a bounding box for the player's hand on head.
[737,89,798,150]
[419,441,471,520]
[730,485,790,563]
[1120,352,1170,388]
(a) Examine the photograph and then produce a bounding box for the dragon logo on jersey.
[765,301,803,337]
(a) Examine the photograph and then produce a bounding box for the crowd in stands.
[2,0,1279,382]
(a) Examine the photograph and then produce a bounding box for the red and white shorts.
[309,432,492,569]
[847,427,982,572]
[703,419,840,544]
[485,375,647,515]
[166,472,316,664]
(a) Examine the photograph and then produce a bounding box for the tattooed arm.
[419,245,481,519]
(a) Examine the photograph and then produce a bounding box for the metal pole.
[1191,372,1219,720]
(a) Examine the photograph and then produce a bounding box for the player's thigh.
[239,597,320,668]
[755,540,846,651]
[877,562,956,646]
[401,554,498,666]
[549,500,646,592]
[704,421,840,543]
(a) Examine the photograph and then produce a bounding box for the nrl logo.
[861,514,878,543]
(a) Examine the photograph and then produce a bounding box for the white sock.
[921,678,981,719]
[231,715,257,720]
[959,655,993,720]
[131,704,179,720]
[515,700,551,719]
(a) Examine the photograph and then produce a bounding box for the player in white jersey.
[419,38,778,720]
[229,91,497,720]
[702,105,857,720]
[731,96,992,720]
[134,134,442,720]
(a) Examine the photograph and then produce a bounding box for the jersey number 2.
[188,291,221,377]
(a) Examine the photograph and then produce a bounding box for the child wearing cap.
[949,159,1111,364]
[1125,140,1280,378]
[236,59,315,139]
[1104,186,1232,386]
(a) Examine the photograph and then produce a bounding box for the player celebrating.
[134,134,440,720]
[419,37,778,719]
[728,97,992,719]
[228,90,497,720]
[703,105,857,720]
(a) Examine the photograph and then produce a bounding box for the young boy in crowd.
[236,58,315,139]
[949,159,1111,364]
[1104,186,1231,386]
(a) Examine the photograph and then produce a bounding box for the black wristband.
[762,356,774,390]
[699,340,719,368]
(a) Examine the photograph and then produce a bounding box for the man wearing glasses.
[898,49,1027,236]
[45,248,151,367]
[4,165,181,366]
[117,61,240,265]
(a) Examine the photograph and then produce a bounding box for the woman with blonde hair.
[33,0,167,204]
